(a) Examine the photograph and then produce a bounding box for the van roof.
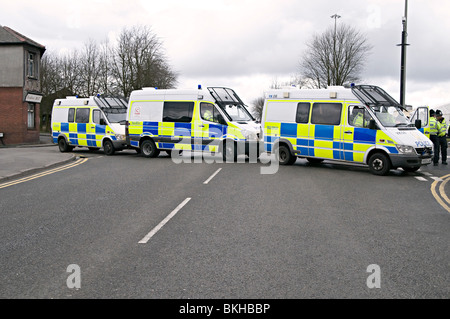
[264,86,359,101]
[53,96,127,109]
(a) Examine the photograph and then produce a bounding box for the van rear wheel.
[402,166,420,173]
[368,153,391,176]
[141,139,160,158]
[307,158,324,164]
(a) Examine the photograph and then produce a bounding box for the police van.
[51,95,128,155]
[261,84,433,175]
[126,86,260,161]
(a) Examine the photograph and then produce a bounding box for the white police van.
[261,84,433,175]
[126,86,261,161]
[51,95,128,155]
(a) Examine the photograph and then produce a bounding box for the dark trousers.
[430,135,439,164]
[438,136,448,163]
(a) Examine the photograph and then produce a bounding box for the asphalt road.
[0,148,449,299]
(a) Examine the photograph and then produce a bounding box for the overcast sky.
[1,0,449,110]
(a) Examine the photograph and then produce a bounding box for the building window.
[27,52,36,78]
[28,103,35,129]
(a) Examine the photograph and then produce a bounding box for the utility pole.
[397,0,409,107]
[331,14,341,86]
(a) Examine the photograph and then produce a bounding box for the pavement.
[0,133,77,183]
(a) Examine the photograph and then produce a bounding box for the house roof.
[0,25,46,54]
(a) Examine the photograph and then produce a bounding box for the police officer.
[352,111,364,127]
[436,110,448,165]
[429,109,440,166]
[203,109,214,122]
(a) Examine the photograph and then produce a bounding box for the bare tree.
[251,96,265,121]
[111,25,177,97]
[41,24,178,101]
[299,23,372,88]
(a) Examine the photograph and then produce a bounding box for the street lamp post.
[397,0,409,107]
[331,14,341,86]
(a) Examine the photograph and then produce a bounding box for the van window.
[201,103,221,123]
[93,110,102,124]
[75,108,90,124]
[311,103,342,125]
[413,107,429,127]
[296,103,310,123]
[68,108,75,123]
[348,105,373,128]
[163,102,194,123]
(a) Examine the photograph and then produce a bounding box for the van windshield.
[370,105,411,127]
[104,109,127,124]
[220,104,253,122]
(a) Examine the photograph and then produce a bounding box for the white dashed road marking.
[139,198,192,244]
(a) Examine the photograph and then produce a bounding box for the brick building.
[0,26,46,145]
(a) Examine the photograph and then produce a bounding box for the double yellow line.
[431,174,450,213]
[0,158,88,189]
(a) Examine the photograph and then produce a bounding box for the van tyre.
[402,166,420,173]
[141,139,160,158]
[103,140,115,156]
[307,158,324,165]
[277,144,296,165]
[222,140,237,162]
[368,153,391,176]
[58,138,73,153]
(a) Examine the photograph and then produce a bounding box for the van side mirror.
[100,118,106,126]
[368,119,378,130]
[415,119,422,129]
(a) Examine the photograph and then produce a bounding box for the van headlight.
[242,130,258,141]
[115,134,126,141]
[396,144,415,154]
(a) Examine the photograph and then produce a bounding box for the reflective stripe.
[429,117,438,135]
[438,119,447,136]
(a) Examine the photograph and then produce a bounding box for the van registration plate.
[422,158,432,164]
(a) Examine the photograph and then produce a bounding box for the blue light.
[198,84,202,90]
[351,83,355,87]
[75,95,79,98]
[97,93,101,97]
[155,87,158,90]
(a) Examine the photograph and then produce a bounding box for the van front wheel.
[103,140,115,156]
[141,139,160,158]
[368,153,391,176]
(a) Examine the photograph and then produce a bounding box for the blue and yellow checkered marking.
[264,121,398,163]
[53,122,116,147]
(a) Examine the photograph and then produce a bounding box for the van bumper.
[112,139,128,150]
[389,154,433,168]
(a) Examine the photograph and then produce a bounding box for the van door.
[410,107,429,138]
[199,102,227,153]
[162,101,194,150]
[309,102,342,160]
[344,104,376,163]
[74,107,90,146]
[91,109,106,148]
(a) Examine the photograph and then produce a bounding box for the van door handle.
[345,131,353,134]
[199,125,205,128]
